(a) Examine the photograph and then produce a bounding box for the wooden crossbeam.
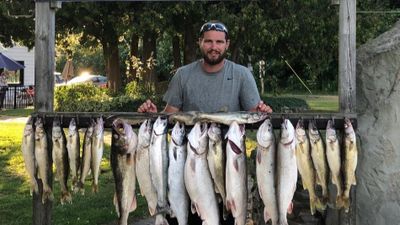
[30,112,357,130]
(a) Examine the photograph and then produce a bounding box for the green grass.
[264,94,339,112]
[0,122,149,225]
[0,108,34,117]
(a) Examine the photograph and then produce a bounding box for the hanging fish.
[21,116,39,195]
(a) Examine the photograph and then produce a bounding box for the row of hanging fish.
[21,116,104,204]
[255,117,358,225]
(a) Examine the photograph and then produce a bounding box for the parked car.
[65,74,108,88]
[54,72,65,84]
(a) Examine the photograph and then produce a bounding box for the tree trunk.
[172,34,182,70]
[142,30,158,85]
[183,22,197,65]
[102,38,121,94]
[129,33,139,82]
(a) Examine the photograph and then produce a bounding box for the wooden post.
[338,0,356,114]
[33,1,58,224]
[338,0,356,225]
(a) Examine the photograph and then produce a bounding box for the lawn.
[0,118,149,225]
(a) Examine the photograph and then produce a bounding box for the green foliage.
[263,96,309,112]
[55,84,110,112]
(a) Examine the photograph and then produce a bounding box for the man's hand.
[255,100,273,113]
[137,99,158,113]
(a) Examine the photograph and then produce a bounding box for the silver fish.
[136,119,158,216]
[76,120,94,195]
[198,111,268,125]
[207,122,226,216]
[52,118,72,204]
[111,118,138,225]
[295,119,321,215]
[91,117,104,193]
[21,117,38,195]
[149,116,169,211]
[184,122,220,225]
[277,119,297,225]
[67,118,80,192]
[256,119,278,225]
[342,118,358,213]
[35,117,54,203]
[325,119,343,208]
[168,122,189,225]
[168,111,201,125]
[308,120,329,206]
[225,121,247,225]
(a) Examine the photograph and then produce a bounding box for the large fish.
[225,121,247,225]
[34,117,54,203]
[342,118,358,213]
[76,120,95,194]
[136,120,158,215]
[21,116,38,195]
[295,119,321,215]
[198,111,268,125]
[168,122,189,225]
[91,117,104,193]
[325,119,343,208]
[277,119,297,225]
[256,119,278,225]
[308,120,329,206]
[52,118,72,204]
[111,118,138,225]
[149,116,169,211]
[207,123,226,212]
[168,111,200,125]
[67,118,80,192]
[184,122,219,225]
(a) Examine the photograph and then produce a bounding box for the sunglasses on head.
[200,22,228,36]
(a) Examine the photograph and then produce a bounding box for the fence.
[2,85,34,109]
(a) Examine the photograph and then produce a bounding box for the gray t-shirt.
[163,59,260,112]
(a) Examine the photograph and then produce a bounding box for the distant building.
[0,45,34,86]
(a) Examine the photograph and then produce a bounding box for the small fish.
[67,118,80,192]
[168,122,189,225]
[76,120,95,195]
[91,117,104,193]
[111,118,138,225]
[277,119,297,225]
[52,118,72,204]
[256,119,278,225]
[35,117,54,203]
[225,121,247,225]
[342,118,358,213]
[21,117,39,195]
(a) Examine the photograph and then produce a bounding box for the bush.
[263,96,309,112]
[55,84,165,112]
[55,84,110,112]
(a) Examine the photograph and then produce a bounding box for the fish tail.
[92,182,98,193]
[155,214,169,225]
[42,186,54,203]
[336,195,345,209]
[309,197,317,215]
[342,196,351,213]
[30,180,39,195]
[315,197,327,212]
[61,191,72,205]
[75,181,85,195]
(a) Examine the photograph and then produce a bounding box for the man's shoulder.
[225,60,252,78]
[177,60,201,74]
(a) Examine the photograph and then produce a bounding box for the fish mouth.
[112,119,126,136]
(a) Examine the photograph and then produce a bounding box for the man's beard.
[201,49,227,65]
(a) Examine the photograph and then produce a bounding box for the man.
[138,21,272,114]
[0,70,8,110]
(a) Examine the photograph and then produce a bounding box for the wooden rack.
[30,112,357,130]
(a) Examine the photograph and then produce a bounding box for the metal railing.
[2,85,34,109]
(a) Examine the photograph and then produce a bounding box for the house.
[0,45,35,86]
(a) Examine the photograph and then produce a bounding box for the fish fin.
[129,195,137,212]
[42,185,53,204]
[256,150,262,164]
[263,207,271,223]
[190,158,196,172]
[287,201,294,214]
[113,192,120,217]
[233,159,239,172]
[336,195,345,209]
[191,202,197,214]
[173,147,177,161]
[31,180,39,195]
[155,215,169,225]
[230,199,237,214]
[309,197,318,215]
[228,140,242,154]
[195,203,201,217]
[352,175,357,185]
[149,207,156,216]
